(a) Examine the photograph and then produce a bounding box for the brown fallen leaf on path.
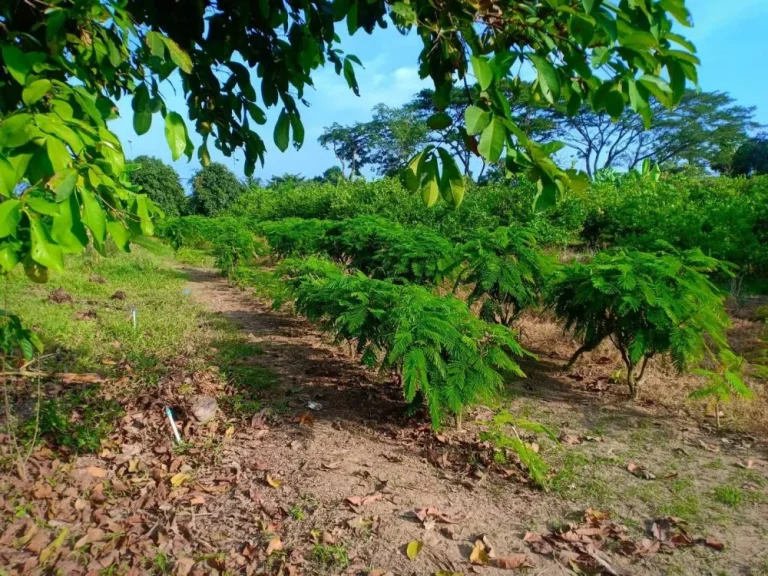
[266,536,283,555]
[698,440,720,453]
[492,554,533,569]
[87,466,108,478]
[346,492,382,508]
[627,462,656,480]
[414,507,461,525]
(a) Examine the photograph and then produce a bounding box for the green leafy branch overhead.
[0,0,699,285]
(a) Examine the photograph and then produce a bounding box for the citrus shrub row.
[158,215,749,410]
[278,256,531,430]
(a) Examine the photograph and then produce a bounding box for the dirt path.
[182,268,768,576]
[184,268,568,575]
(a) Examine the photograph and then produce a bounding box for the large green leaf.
[79,187,106,245]
[0,242,20,272]
[46,137,72,172]
[106,220,131,251]
[464,106,491,135]
[146,31,166,58]
[164,111,188,161]
[25,196,60,216]
[427,113,452,130]
[290,113,305,148]
[0,199,22,238]
[533,177,558,213]
[477,117,506,163]
[0,114,37,148]
[582,0,602,13]
[402,148,430,191]
[437,148,465,207]
[0,156,17,197]
[28,215,64,272]
[274,109,290,152]
[470,56,494,91]
[161,36,193,73]
[628,80,651,129]
[529,55,560,104]
[133,195,154,236]
[52,193,87,253]
[134,111,152,135]
[569,15,595,47]
[22,79,52,106]
[1,45,30,84]
[421,156,439,208]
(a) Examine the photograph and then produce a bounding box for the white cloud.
[310,58,429,114]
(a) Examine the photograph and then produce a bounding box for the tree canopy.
[730,135,768,177]
[551,90,759,177]
[1,0,701,282]
[190,163,245,217]
[129,156,188,217]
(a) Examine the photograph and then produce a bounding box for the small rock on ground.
[190,395,218,422]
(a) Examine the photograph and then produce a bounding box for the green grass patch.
[173,247,213,267]
[4,248,201,381]
[3,248,278,453]
[310,544,349,572]
[550,451,616,506]
[713,486,744,507]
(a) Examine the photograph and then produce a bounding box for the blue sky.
[111,0,768,185]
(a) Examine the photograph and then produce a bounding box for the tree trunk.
[566,337,604,370]
[626,367,637,399]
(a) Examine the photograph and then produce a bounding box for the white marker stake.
[166,406,182,443]
[131,308,137,330]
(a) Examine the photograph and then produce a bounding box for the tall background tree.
[190,163,245,217]
[730,134,768,176]
[318,123,372,178]
[312,166,345,184]
[129,156,188,216]
[319,82,558,179]
[551,90,759,177]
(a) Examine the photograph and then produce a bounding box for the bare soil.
[1,266,767,575]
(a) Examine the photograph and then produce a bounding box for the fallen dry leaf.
[266,536,283,555]
[414,507,461,525]
[74,528,105,549]
[735,460,754,469]
[39,528,69,565]
[175,558,196,576]
[627,462,656,480]
[406,540,423,560]
[321,461,341,470]
[346,492,382,508]
[266,474,282,488]
[469,540,489,565]
[225,425,235,438]
[170,472,191,487]
[87,466,108,478]
[704,537,724,551]
[559,433,581,445]
[698,440,720,453]
[492,554,533,569]
[296,412,314,426]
